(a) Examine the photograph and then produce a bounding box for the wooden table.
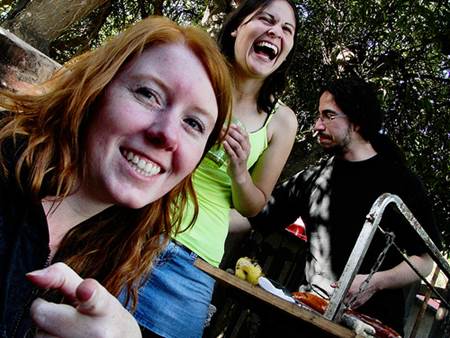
[195,259,357,338]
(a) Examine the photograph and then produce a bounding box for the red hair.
[0,16,232,307]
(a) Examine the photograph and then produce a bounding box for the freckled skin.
[82,43,219,209]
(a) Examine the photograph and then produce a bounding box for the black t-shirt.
[328,155,435,274]
[327,156,439,332]
[251,154,441,334]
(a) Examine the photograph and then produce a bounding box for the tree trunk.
[152,0,164,16]
[201,0,234,36]
[2,0,109,54]
[0,27,60,93]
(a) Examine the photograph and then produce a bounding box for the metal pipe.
[323,193,450,322]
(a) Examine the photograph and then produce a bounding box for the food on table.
[292,292,401,338]
[235,257,263,285]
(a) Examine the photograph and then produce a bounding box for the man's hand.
[27,262,141,338]
[344,273,380,309]
[343,253,433,309]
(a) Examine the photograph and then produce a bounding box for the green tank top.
[173,112,275,266]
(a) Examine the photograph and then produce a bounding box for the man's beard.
[320,127,352,156]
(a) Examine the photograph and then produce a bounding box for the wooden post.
[409,267,440,338]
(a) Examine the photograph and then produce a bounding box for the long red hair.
[0,16,232,307]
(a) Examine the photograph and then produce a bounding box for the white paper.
[258,277,296,303]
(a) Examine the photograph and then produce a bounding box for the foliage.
[0,0,448,251]
[0,0,22,22]
[50,0,209,63]
[287,0,449,253]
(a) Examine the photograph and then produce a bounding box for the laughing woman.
[0,16,232,338]
[131,1,300,337]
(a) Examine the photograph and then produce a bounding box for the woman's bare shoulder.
[271,101,298,132]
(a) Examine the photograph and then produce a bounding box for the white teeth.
[122,149,161,177]
[255,41,279,56]
[138,159,146,169]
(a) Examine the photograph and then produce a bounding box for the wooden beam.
[195,258,356,338]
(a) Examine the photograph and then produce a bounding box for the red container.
[285,216,307,241]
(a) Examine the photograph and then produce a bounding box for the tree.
[285,0,449,252]
[1,0,448,251]
[2,0,110,54]
[0,0,233,59]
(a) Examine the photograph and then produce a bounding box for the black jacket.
[0,140,50,338]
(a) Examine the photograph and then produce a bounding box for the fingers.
[31,297,109,338]
[35,334,60,338]
[227,124,248,143]
[26,263,84,303]
[30,282,126,338]
[31,298,81,336]
[27,264,110,318]
[35,330,61,338]
[28,264,120,314]
[75,278,114,316]
[224,125,249,160]
[29,265,141,338]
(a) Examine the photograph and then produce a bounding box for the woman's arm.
[226,104,298,217]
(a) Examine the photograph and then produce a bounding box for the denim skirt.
[128,240,215,338]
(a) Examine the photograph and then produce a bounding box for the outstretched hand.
[27,262,141,338]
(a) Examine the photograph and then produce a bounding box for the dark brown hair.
[218,0,299,113]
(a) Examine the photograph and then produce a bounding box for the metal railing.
[323,193,450,324]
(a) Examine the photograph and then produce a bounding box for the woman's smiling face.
[232,0,296,78]
[82,43,218,209]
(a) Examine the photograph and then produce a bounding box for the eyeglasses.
[316,109,347,125]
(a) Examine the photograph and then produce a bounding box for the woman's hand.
[223,122,250,180]
[27,263,141,338]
